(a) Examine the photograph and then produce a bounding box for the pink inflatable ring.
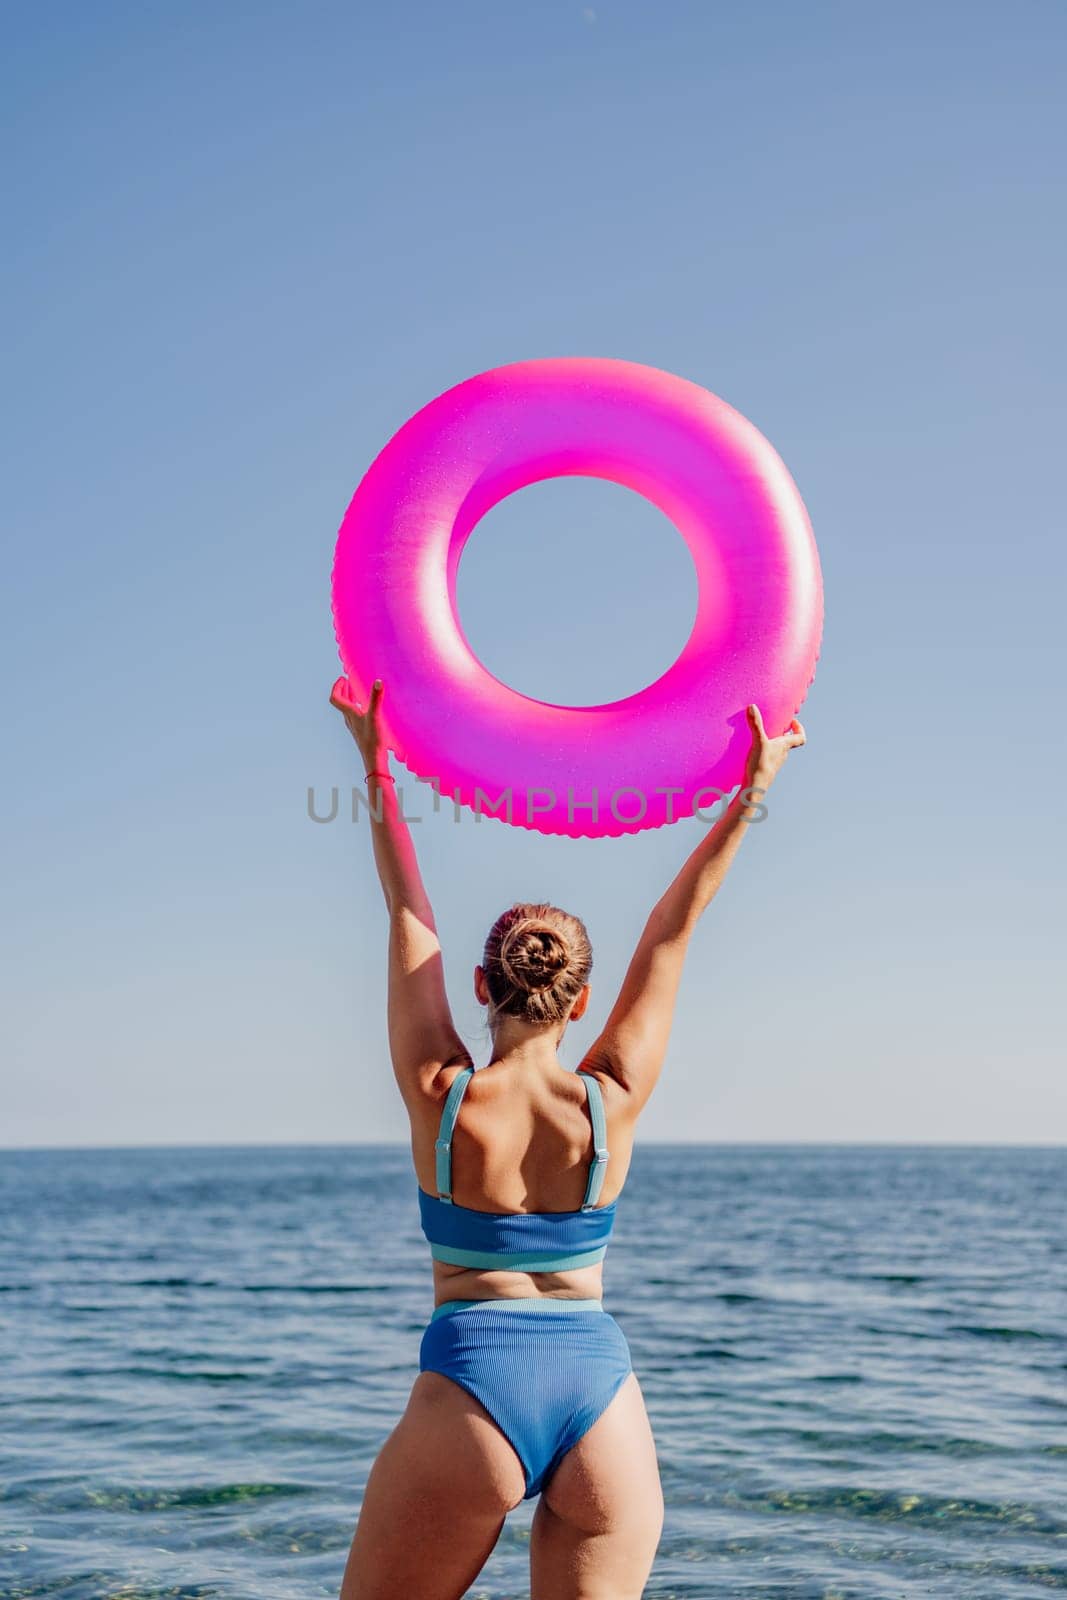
[331,358,822,838]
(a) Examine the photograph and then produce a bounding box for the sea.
[1,1145,1064,1599]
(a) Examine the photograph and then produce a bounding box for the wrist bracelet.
[364,769,396,784]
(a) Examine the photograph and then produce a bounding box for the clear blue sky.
[2,0,1063,1147]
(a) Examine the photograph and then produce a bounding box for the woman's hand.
[330,674,387,771]
[743,703,806,791]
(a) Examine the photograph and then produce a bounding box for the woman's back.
[411,1058,635,1216]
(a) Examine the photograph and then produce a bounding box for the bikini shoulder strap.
[435,1066,475,1204]
[577,1070,610,1210]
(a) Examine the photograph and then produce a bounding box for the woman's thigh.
[530,1372,663,1600]
[339,1370,527,1600]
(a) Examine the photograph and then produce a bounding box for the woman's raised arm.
[331,675,472,1110]
[580,705,806,1113]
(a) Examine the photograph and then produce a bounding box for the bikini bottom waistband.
[430,1296,604,1324]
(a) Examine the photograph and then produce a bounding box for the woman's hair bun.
[482,902,593,1026]
[498,919,571,993]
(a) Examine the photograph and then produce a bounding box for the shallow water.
[1,1144,1064,1598]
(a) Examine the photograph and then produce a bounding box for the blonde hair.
[482,902,592,1027]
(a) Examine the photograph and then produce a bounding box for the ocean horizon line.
[3,1138,1064,1154]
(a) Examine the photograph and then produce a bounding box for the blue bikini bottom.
[418,1297,633,1500]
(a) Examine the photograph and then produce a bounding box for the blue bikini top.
[417,1068,618,1272]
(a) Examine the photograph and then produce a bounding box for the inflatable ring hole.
[455,477,699,709]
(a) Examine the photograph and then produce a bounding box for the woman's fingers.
[330,673,387,728]
[747,703,766,739]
